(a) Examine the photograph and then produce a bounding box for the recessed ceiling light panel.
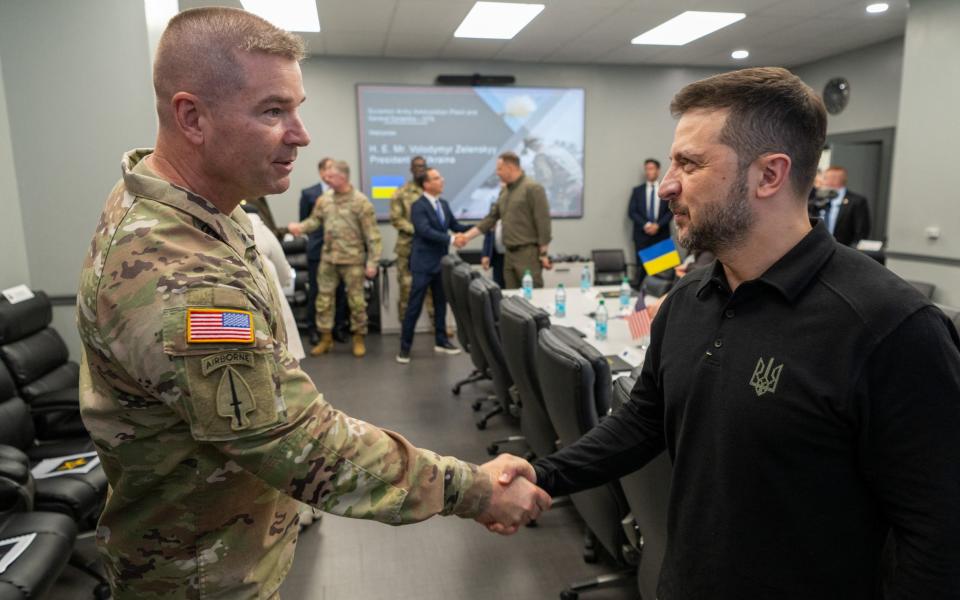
[631,11,746,46]
[454,2,545,40]
[866,3,889,13]
[731,49,749,59]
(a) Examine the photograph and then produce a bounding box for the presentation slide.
[357,85,585,221]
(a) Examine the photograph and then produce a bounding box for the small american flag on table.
[626,291,652,339]
[187,308,254,343]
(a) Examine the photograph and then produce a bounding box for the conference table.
[502,285,653,372]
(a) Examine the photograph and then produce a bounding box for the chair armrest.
[0,445,29,468]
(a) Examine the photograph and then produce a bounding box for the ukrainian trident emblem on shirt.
[749,357,783,397]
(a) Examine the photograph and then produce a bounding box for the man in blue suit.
[397,168,471,363]
[628,158,673,284]
[299,157,349,344]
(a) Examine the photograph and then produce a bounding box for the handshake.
[452,233,468,249]
[473,454,552,535]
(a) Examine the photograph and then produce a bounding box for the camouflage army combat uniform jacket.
[389,181,422,259]
[299,188,381,271]
[77,149,491,599]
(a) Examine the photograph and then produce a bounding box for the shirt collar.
[696,220,837,303]
[121,148,256,256]
[423,192,439,203]
[507,173,526,190]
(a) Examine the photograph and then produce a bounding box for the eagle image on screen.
[357,85,585,221]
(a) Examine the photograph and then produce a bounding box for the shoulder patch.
[187,308,254,344]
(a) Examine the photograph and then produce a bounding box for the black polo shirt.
[534,222,960,599]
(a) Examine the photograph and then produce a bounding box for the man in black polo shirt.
[501,68,960,598]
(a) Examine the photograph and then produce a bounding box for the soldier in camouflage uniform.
[77,8,549,599]
[390,155,434,320]
[290,160,381,358]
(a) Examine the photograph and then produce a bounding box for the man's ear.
[754,152,792,200]
[171,92,206,146]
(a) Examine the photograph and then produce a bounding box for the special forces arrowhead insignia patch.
[216,366,256,430]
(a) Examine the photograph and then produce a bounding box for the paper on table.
[31,452,100,479]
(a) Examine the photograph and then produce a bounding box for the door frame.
[824,127,895,241]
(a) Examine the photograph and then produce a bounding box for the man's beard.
[673,170,753,254]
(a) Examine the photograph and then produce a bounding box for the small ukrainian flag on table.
[638,238,681,276]
[371,175,405,200]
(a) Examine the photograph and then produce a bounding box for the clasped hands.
[474,454,552,535]
[452,233,468,249]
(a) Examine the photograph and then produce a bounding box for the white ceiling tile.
[175,0,908,67]
[322,31,386,56]
[317,0,397,33]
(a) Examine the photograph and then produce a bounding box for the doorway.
[823,127,895,242]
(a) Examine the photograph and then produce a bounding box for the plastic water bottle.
[555,283,566,318]
[595,299,608,341]
[619,276,631,312]
[580,265,591,292]
[522,269,534,300]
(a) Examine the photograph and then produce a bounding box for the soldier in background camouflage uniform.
[77,8,548,599]
[290,160,381,358]
[390,155,434,320]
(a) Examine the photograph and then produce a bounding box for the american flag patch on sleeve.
[187,308,255,343]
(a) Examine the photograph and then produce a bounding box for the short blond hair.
[153,7,306,127]
[330,160,351,179]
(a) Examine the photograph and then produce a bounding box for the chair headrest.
[612,375,637,409]
[0,360,16,401]
[0,291,52,344]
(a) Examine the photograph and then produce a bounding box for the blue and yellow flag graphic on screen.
[638,238,681,276]
[371,175,405,200]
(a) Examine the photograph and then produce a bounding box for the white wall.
[0,0,158,356]
[793,37,903,135]
[0,54,30,290]
[0,0,157,297]
[270,56,719,259]
[885,0,960,306]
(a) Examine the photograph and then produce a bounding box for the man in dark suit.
[397,168,471,364]
[481,222,506,288]
[821,165,871,246]
[299,157,349,344]
[628,158,673,284]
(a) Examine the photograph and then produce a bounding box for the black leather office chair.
[498,296,559,459]
[536,329,636,598]
[591,249,627,285]
[612,376,671,600]
[0,293,86,440]
[640,273,674,298]
[0,361,105,527]
[0,458,78,600]
[448,263,491,396]
[467,278,518,430]
[0,361,110,597]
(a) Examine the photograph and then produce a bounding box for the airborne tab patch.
[187,308,254,344]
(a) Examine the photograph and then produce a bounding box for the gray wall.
[272,56,719,259]
[0,54,30,290]
[793,37,903,135]
[0,0,158,355]
[886,0,960,306]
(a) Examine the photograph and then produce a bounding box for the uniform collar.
[696,220,836,303]
[121,149,256,257]
[507,173,526,190]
